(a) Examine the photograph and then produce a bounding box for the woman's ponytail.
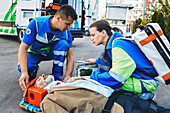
[112,27,123,35]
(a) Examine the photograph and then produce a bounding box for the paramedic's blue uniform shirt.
[22,16,73,47]
[18,16,73,80]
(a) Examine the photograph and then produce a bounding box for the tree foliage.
[133,18,142,33]
[157,12,165,28]
[146,0,169,38]
[158,0,169,16]
[151,11,158,23]
[165,14,170,38]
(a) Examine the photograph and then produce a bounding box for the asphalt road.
[0,35,170,113]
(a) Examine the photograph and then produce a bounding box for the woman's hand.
[85,58,96,64]
[63,76,71,82]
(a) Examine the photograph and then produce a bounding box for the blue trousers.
[18,40,69,81]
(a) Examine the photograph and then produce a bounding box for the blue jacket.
[27,16,72,56]
[90,32,159,94]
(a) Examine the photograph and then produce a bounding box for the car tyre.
[17,29,25,43]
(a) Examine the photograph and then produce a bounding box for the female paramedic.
[86,20,159,99]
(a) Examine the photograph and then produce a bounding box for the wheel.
[84,30,90,36]
[17,29,25,43]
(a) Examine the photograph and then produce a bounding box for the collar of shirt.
[44,15,53,33]
[106,32,124,50]
[43,16,67,39]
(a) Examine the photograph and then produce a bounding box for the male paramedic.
[18,5,77,90]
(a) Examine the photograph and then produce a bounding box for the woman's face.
[89,27,105,46]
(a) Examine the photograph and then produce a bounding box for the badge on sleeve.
[26,28,31,35]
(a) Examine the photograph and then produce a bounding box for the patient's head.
[35,74,54,88]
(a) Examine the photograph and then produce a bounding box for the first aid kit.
[132,23,170,85]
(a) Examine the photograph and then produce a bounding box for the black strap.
[147,24,170,56]
[136,68,158,79]
[102,91,123,113]
[144,25,170,69]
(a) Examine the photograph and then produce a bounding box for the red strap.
[23,76,40,98]
[162,72,170,81]
[149,60,154,65]
[139,29,163,46]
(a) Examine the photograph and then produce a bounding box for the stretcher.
[19,98,42,113]
[19,62,98,112]
[19,77,48,113]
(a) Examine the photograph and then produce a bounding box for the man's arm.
[64,48,74,81]
[18,42,30,90]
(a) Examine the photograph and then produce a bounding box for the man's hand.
[85,58,96,65]
[65,48,74,80]
[18,42,30,90]
[19,73,29,90]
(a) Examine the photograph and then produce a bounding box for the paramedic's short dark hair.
[56,4,77,20]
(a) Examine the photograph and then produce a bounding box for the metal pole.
[143,0,146,17]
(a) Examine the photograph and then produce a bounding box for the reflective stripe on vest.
[36,34,48,44]
[119,77,142,94]
[109,70,126,84]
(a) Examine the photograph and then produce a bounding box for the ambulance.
[0,0,85,42]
